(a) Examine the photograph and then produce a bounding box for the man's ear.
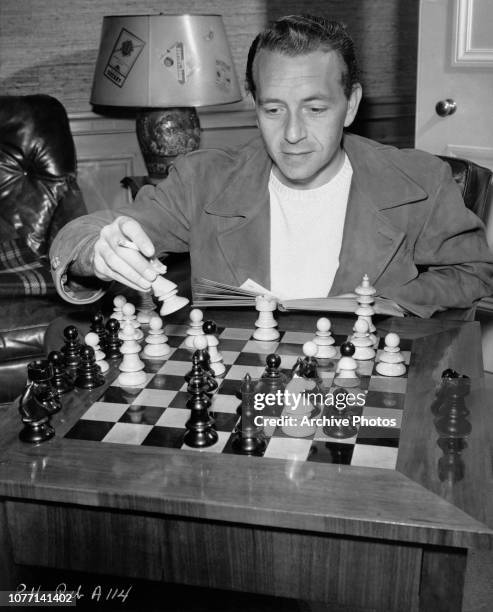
[344,83,362,128]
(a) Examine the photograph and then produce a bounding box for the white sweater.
[269,154,353,300]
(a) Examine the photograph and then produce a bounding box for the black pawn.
[18,383,55,444]
[27,360,61,415]
[48,351,74,396]
[183,367,218,448]
[232,373,266,456]
[91,311,107,348]
[340,341,356,357]
[262,353,282,379]
[105,318,122,359]
[186,353,218,394]
[323,388,358,439]
[74,345,105,389]
[61,325,81,370]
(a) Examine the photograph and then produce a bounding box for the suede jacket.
[50,133,493,318]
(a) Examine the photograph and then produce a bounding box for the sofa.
[0,95,88,404]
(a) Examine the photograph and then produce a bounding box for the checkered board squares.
[65,325,409,471]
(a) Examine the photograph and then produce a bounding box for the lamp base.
[136,107,201,180]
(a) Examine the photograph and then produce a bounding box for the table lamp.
[90,14,242,179]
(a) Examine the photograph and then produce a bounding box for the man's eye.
[309,107,326,114]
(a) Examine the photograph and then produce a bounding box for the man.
[51,15,493,318]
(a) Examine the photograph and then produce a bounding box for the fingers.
[92,217,161,290]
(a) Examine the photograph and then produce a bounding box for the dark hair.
[246,14,359,99]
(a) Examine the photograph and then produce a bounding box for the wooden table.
[0,310,492,611]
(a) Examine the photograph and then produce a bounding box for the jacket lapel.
[330,134,428,295]
[204,139,272,289]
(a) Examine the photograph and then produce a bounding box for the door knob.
[435,99,457,117]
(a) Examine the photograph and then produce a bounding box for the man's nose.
[284,111,306,143]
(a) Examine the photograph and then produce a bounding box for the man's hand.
[93,216,165,291]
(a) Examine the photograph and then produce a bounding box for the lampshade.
[90,14,242,108]
[90,14,242,178]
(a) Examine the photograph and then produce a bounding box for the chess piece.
[253,295,280,341]
[183,366,218,448]
[186,352,218,395]
[60,325,81,372]
[26,359,61,414]
[350,318,376,360]
[18,378,55,444]
[152,271,189,316]
[376,333,406,376]
[105,318,122,359]
[301,341,319,378]
[185,308,205,349]
[120,302,144,341]
[262,353,282,380]
[118,321,146,386]
[281,374,317,438]
[323,388,358,439]
[74,346,105,389]
[85,332,109,373]
[313,317,337,359]
[355,274,378,348]
[90,311,107,348]
[203,320,226,376]
[232,374,266,455]
[143,316,171,358]
[136,289,157,324]
[334,342,359,387]
[48,350,74,396]
[111,295,127,321]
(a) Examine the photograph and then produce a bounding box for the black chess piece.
[18,382,55,444]
[48,351,74,396]
[74,345,105,389]
[27,360,61,414]
[183,367,218,448]
[91,311,107,348]
[323,387,357,439]
[105,318,122,359]
[232,373,266,455]
[202,320,217,337]
[262,353,282,379]
[340,341,356,357]
[186,353,218,395]
[61,325,82,371]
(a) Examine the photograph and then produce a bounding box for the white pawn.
[118,321,146,386]
[350,318,376,360]
[143,316,171,358]
[120,302,144,341]
[355,274,378,348]
[334,343,359,388]
[112,295,127,321]
[84,331,109,373]
[203,323,226,376]
[376,332,406,377]
[313,317,337,359]
[185,308,205,349]
[253,295,280,341]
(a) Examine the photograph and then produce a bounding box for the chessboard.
[65,323,412,470]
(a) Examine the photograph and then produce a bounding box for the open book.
[192,278,406,317]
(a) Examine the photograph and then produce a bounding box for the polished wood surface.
[1,311,492,610]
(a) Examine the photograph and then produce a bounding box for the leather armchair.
[0,95,87,404]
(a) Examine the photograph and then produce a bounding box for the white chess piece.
[376,332,406,376]
[313,317,337,359]
[334,344,359,388]
[112,295,127,321]
[118,320,146,386]
[136,289,157,324]
[185,308,205,349]
[84,331,109,373]
[253,295,280,341]
[202,327,226,376]
[350,318,376,360]
[143,316,171,358]
[119,302,144,341]
[152,273,189,316]
[355,274,378,348]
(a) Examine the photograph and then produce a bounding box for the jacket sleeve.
[49,158,193,304]
[379,163,493,317]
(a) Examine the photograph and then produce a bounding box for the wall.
[0,0,418,208]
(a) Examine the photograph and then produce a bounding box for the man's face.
[253,49,362,189]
